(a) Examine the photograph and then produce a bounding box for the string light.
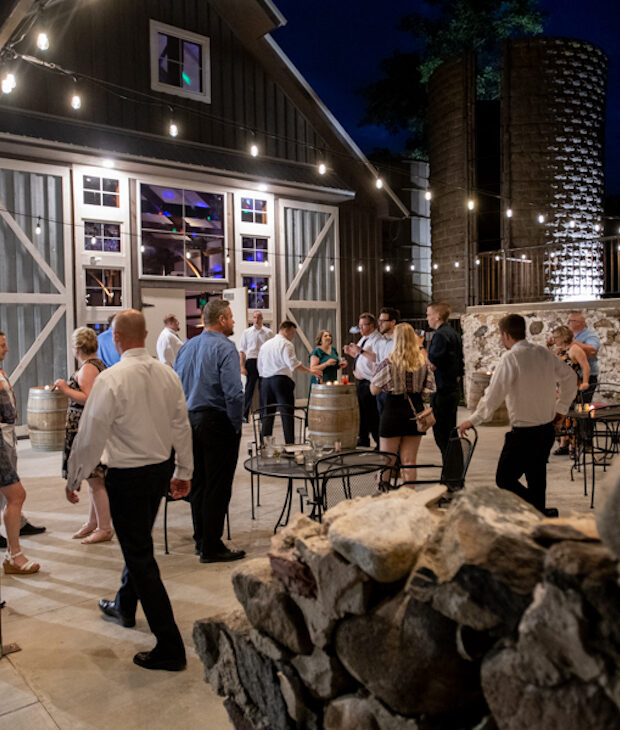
[432,263,438,270]
[329,262,335,272]
[375,178,383,189]
[506,208,513,218]
[357,264,363,272]
[454,261,459,268]
[102,158,114,168]
[226,253,231,263]
[467,199,475,210]
[475,258,480,265]
[424,191,432,201]
[538,214,545,224]
[36,32,49,51]
[70,93,81,109]
[35,217,41,235]
[258,183,267,192]
[1,73,16,94]
[569,220,576,228]
[250,144,259,157]
[91,236,97,245]
[264,259,269,267]
[409,263,415,271]
[298,258,303,270]
[594,224,600,232]
[384,264,391,272]
[169,121,179,137]
[318,163,327,175]
[494,255,500,261]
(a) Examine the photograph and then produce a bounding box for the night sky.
[271,0,620,195]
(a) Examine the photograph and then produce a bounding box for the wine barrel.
[27,387,68,451]
[307,383,360,449]
[467,371,509,426]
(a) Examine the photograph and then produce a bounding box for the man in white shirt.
[67,309,193,672]
[239,310,273,422]
[459,314,577,516]
[374,307,399,416]
[156,314,183,367]
[257,321,321,443]
[343,312,382,447]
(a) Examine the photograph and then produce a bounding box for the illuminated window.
[243,276,270,309]
[85,268,123,307]
[150,20,210,103]
[140,183,225,279]
[241,236,269,262]
[241,198,267,225]
[83,176,119,207]
[84,222,121,253]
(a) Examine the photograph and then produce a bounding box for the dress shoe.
[98,599,135,627]
[0,535,6,549]
[20,521,46,536]
[553,445,570,456]
[200,547,246,564]
[543,507,559,518]
[133,650,186,672]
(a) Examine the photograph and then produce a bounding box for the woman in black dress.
[55,327,112,543]
[371,323,435,483]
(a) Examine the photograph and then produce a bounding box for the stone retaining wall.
[192,483,620,729]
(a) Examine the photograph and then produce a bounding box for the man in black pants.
[67,309,193,671]
[175,299,246,564]
[459,314,576,516]
[257,321,321,443]
[426,302,464,457]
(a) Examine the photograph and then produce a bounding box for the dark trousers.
[243,358,260,420]
[495,422,555,512]
[189,409,240,556]
[431,387,460,456]
[356,378,379,447]
[260,375,295,443]
[105,460,184,658]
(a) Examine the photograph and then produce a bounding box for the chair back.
[440,426,478,491]
[251,404,308,447]
[314,450,397,512]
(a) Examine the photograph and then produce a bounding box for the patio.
[1,410,617,730]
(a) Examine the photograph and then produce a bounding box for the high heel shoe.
[3,551,40,575]
[81,528,114,544]
[73,523,95,539]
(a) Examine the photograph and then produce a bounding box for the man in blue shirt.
[568,311,599,403]
[174,299,245,563]
[96,315,121,367]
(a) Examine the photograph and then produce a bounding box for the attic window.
[150,20,211,103]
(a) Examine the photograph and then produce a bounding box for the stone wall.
[463,302,620,402]
[193,484,620,729]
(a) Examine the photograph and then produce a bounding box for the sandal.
[81,528,114,544]
[3,551,40,575]
[73,523,95,539]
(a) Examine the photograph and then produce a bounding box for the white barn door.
[0,161,73,425]
[278,200,340,400]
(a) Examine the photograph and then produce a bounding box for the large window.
[243,275,270,309]
[150,20,210,102]
[140,183,225,279]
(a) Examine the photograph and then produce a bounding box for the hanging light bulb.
[375,178,383,189]
[298,259,303,270]
[35,217,41,235]
[538,214,545,224]
[506,208,513,218]
[250,143,259,157]
[494,255,500,262]
[91,236,97,246]
[475,258,481,265]
[37,32,49,51]
[264,259,269,267]
[521,254,526,260]
[467,199,475,210]
[424,191,432,201]
[357,264,363,272]
[409,263,415,271]
[169,122,179,137]
[71,93,81,110]
[318,163,327,175]
[594,224,600,233]
[226,253,231,263]
[1,73,16,94]
[385,264,391,272]
[329,263,335,272]
[454,261,460,268]
[432,263,438,270]
[569,219,576,228]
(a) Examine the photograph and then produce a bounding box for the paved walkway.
[1,410,617,729]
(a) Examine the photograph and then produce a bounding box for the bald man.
[67,309,193,672]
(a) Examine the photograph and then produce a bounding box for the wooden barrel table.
[307,383,360,449]
[467,371,509,426]
[27,387,68,451]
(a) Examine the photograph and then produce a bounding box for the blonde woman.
[55,327,113,543]
[370,323,435,482]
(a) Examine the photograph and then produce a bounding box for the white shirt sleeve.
[470,354,514,427]
[238,329,249,355]
[169,377,193,481]
[66,377,115,490]
[284,339,302,371]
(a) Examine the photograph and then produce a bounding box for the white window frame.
[138,176,228,284]
[149,19,211,103]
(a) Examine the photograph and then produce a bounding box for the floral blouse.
[371,357,435,397]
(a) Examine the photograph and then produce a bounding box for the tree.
[359,0,544,156]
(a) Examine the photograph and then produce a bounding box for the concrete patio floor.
[1,409,617,729]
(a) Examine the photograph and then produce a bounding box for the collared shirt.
[257,334,301,381]
[66,348,193,490]
[96,328,120,368]
[156,326,184,367]
[427,322,464,390]
[470,340,577,428]
[353,330,381,381]
[174,330,243,431]
[574,326,600,376]
[239,325,274,360]
[374,334,394,365]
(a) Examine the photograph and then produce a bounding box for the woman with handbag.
[370,323,435,483]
